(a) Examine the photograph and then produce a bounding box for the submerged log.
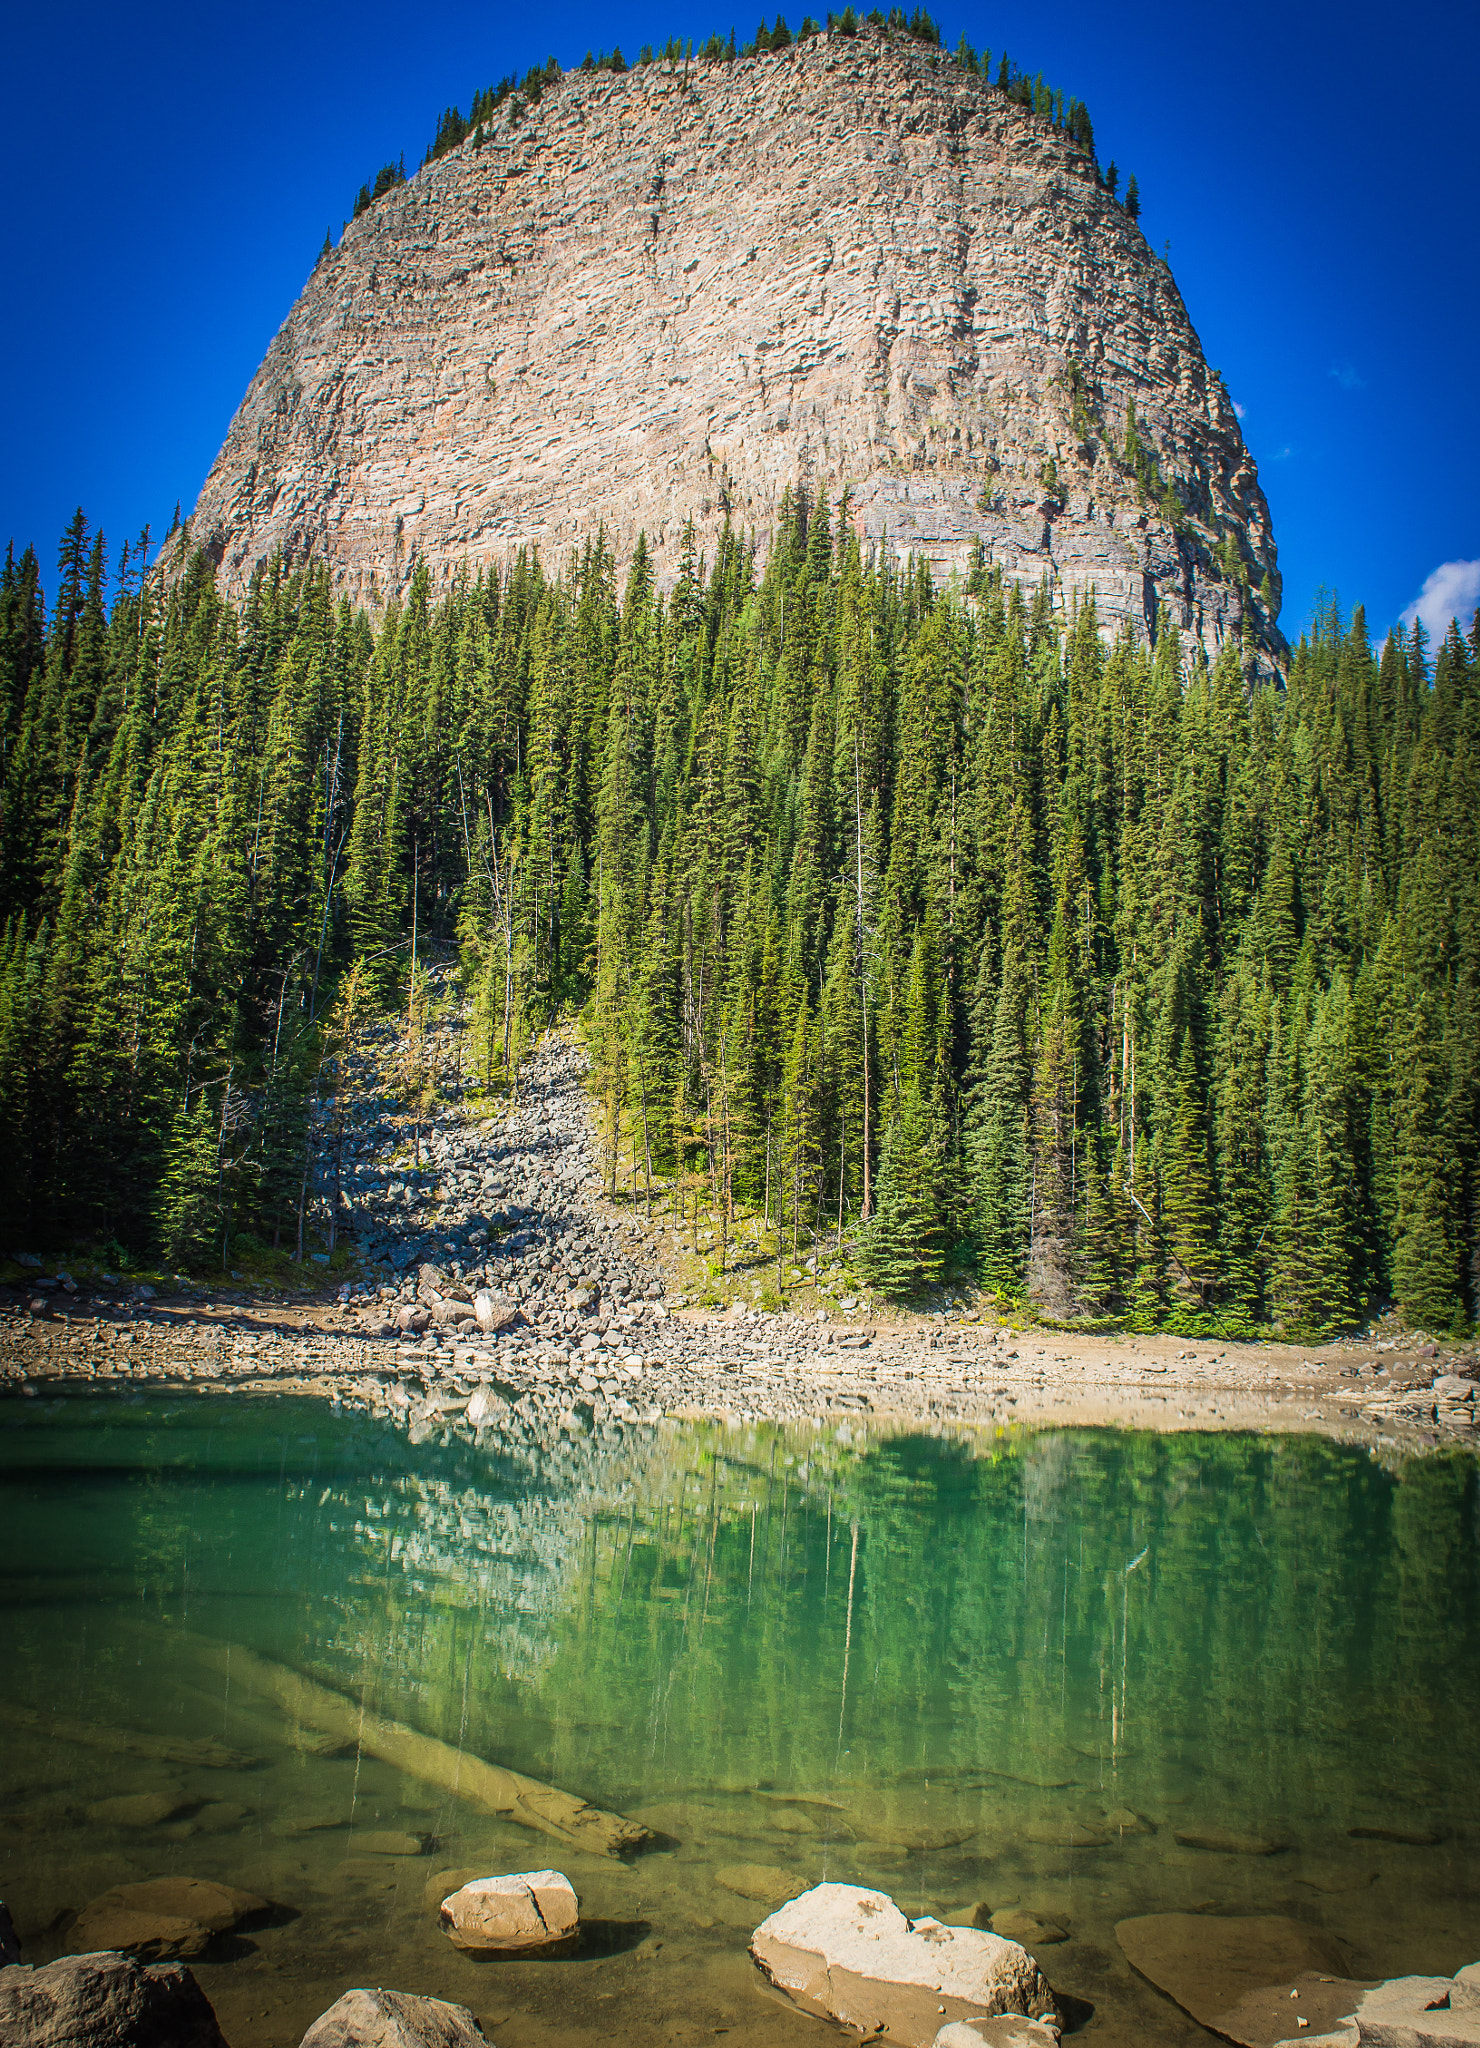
[0,1702,260,1771]
[193,1641,656,1860]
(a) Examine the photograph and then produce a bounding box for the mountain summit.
[182,29,1282,668]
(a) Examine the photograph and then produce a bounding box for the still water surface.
[2,1395,1477,2046]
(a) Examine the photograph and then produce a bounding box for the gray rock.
[299,1988,486,2048]
[176,35,1280,677]
[0,1950,229,2047]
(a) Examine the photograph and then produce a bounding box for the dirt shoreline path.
[3,1005,1475,1456]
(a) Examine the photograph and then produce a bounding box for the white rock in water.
[751,1882,1056,2048]
[440,1870,580,1956]
[299,1987,487,2048]
[1320,1968,1480,2048]
[935,2021,1061,2048]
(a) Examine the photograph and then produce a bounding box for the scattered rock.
[1022,1820,1107,1850]
[751,1882,1057,2048]
[1348,1824,1447,1847]
[716,1864,804,1906]
[1116,1913,1354,2046]
[299,1986,487,2048]
[0,1949,229,2047]
[1104,1806,1156,1835]
[473,1292,516,1335]
[768,1808,822,1836]
[87,1792,187,1829]
[66,1878,269,1962]
[1174,1827,1289,1856]
[189,1803,248,1834]
[991,1911,1068,1947]
[439,1871,579,1957]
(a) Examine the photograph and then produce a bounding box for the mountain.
[178,28,1283,672]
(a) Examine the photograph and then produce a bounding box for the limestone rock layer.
[184,31,1282,668]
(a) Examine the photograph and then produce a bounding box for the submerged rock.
[1173,1827,1289,1856]
[0,1949,229,2047]
[300,1987,486,2048]
[86,1792,186,1830]
[1347,1824,1447,1847]
[1116,1913,1356,2046]
[439,1871,579,1956]
[66,1877,270,1963]
[751,1882,1056,2048]
[991,1910,1068,1948]
[715,1864,804,1906]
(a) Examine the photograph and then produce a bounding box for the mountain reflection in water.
[2,1396,1477,2048]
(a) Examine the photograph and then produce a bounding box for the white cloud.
[1329,360,1366,391]
[1401,559,1480,644]
[1232,399,1246,419]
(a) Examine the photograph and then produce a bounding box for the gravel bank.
[4,1012,1475,1457]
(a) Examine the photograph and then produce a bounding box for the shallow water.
[1,1394,1477,2047]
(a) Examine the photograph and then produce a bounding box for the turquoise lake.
[1,1394,1477,2047]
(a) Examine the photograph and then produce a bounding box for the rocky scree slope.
[179,31,1282,673]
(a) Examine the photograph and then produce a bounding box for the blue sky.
[2,0,1475,645]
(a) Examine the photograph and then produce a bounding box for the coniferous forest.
[1,496,1476,1336]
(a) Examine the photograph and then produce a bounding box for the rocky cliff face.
[181,31,1283,668]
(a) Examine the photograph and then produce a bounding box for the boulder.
[473,1291,516,1335]
[1116,1913,1358,2047]
[300,1987,486,2048]
[439,1871,580,1956]
[934,2022,1061,2048]
[0,1949,229,2047]
[1337,1972,1480,2047]
[66,1878,269,1963]
[751,1882,1056,2048]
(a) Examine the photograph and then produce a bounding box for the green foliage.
[350,158,405,221]
[2,509,1476,1334]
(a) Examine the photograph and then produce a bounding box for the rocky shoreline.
[2,1007,1476,1455]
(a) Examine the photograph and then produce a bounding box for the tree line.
[333,14,1102,254]
[0,500,1475,1334]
